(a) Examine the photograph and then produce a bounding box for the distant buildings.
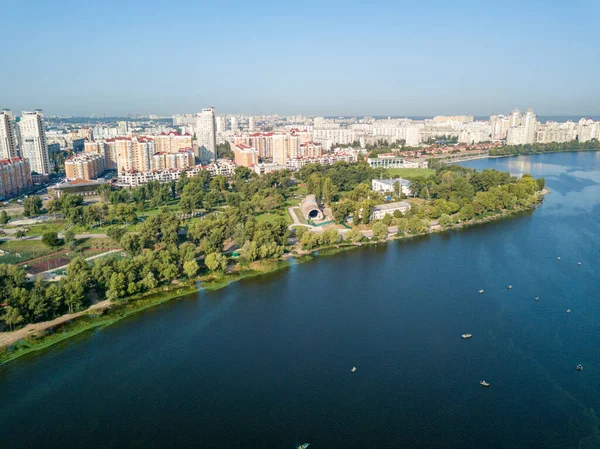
[234,129,321,164]
[116,160,236,187]
[196,107,217,161]
[65,152,105,181]
[0,110,18,159]
[20,110,50,175]
[0,157,32,197]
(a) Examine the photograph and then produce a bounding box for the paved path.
[0,233,108,242]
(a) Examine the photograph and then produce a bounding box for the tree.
[321,177,337,205]
[0,210,10,225]
[120,233,142,256]
[14,229,26,239]
[23,196,42,217]
[3,306,24,331]
[107,226,126,243]
[205,252,227,272]
[42,231,62,247]
[183,260,199,279]
[371,221,388,240]
[346,227,364,243]
[438,213,452,228]
[63,228,76,244]
[459,204,475,221]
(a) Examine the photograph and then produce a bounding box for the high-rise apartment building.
[0,110,18,160]
[19,110,50,175]
[196,107,217,162]
[0,157,32,197]
[65,153,105,180]
[248,116,255,131]
[230,116,238,133]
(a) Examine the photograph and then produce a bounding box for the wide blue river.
[1,152,600,448]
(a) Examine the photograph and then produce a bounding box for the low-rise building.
[48,178,110,198]
[367,156,428,169]
[371,178,411,195]
[370,201,411,220]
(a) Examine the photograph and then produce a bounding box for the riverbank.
[0,189,548,365]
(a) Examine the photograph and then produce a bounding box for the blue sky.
[2,0,599,117]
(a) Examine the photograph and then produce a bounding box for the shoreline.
[0,190,549,366]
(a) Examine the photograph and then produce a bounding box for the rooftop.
[373,201,411,211]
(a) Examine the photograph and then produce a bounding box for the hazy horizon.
[2,0,599,116]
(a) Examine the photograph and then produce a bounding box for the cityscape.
[1,0,600,448]
[1,107,599,195]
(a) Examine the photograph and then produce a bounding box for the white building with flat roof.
[371,178,411,196]
[370,201,412,220]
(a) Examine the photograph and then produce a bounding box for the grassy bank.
[0,260,289,366]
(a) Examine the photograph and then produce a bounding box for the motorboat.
[567,309,571,314]
[461,334,472,339]
[507,285,512,290]
[479,289,484,294]
[298,444,310,449]
[577,364,583,371]
[578,262,582,266]
[534,297,539,301]
[480,380,490,387]
[351,367,357,373]
[557,257,561,260]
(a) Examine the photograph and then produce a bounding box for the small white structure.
[370,201,411,220]
[371,178,411,196]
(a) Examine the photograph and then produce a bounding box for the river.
[1,152,600,448]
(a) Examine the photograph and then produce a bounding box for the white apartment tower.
[20,110,50,175]
[0,110,18,159]
[196,107,217,161]
[230,116,238,132]
[248,116,255,131]
[523,108,538,144]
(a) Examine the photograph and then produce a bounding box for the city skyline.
[2,0,599,116]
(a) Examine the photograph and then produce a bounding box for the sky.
[2,0,599,117]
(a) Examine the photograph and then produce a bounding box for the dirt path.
[0,299,112,349]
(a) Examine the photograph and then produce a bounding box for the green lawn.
[293,208,307,224]
[0,240,59,264]
[255,210,292,225]
[385,168,435,178]
[24,220,68,237]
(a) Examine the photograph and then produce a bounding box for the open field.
[385,168,435,178]
[0,240,57,264]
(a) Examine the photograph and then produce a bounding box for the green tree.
[321,177,337,205]
[2,306,24,330]
[371,221,388,240]
[0,210,10,225]
[205,252,227,272]
[183,260,199,279]
[23,196,42,217]
[438,213,452,228]
[346,227,364,243]
[63,228,76,244]
[14,229,26,239]
[42,231,62,247]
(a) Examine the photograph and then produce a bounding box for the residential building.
[367,156,428,169]
[233,143,258,167]
[196,107,217,161]
[65,152,105,180]
[19,110,50,175]
[0,110,17,159]
[153,131,193,153]
[0,157,32,197]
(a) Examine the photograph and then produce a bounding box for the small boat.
[351,367,357,373]
[578,262,582,266]
[480,380,490,387]
[577,364,583,371]
[479,289,484,294]
[507,285,512,290]
[567,309,571,314]
[534,297,539,301]
[462,334,472,339]
[298,444,310,449]
[557,257,561,260]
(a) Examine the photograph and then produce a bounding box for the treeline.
[490,140,600,157]
[1,165,297,330]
